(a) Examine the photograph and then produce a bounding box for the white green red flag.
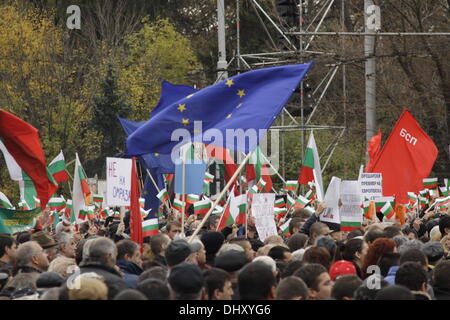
[256,179,266,192]
[212,205,224,215]
[204,172,214,184]
[423,178,438,189]
[172,198,185,213]
[280,218,292,238]
[33,196,40,208]
[48,150,69,183]
[439,187,449,197]
[73,153,91,220]
[407,192,418,203]
[287,194,295,210]
[139,198,145,209]
[297,131,324,201]
[142,218,160,237]
[186,194,200,204]
[341,221,361,232]
[230,194,247,225]
[17,199,30,210]
[419,196,429,208]
[0,192,13,209]
[216,191,234,231]
[275,198,286,208]
[295,195,310,209]
[93,195,104,208]
[435,196,450,208]
[140,207,151,218]
[381,202,395,219]
[157,188,169,204]
[193,199,212,219]
[285,180,298,191]
[48,196,66,211]
[374,196,395,211]
[275,207,288,219]
[305,189,315,201]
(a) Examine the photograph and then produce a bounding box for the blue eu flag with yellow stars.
[127,62,314,156]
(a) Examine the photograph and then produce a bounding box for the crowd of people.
[1,199,450,301]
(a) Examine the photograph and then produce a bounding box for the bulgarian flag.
[275,198,286,208]
[439,187,449,197]
[93,195,103,208]
[33,196,40,209]
[17,199,30,211]
[423,178,438,189]
[78,207,87,220]
[204,172,214,184]
[172,198,185,213]
[73,153,91,220]
[186,194,200,204]
[48,150,69,183]
[381,202,395,219]
[305,189,316,201]
[140,207,151,218]
[285,180,298,191]
[0,110,58,209]
[419,196,429,208]
[341,221,361,232]
[256,179,266,192]
[407,192,418,204]
[157,188,169,204]
[297,131,324,201]
[193,199,212,219]
[86,206,96,220]
[142,218,160,237]
[0,192,13,209]
[138,198,145,208]
[48,196,66,211]
[231,194,247,225]
[216,191,234,231]
[435,196,450,208]
[157,203,164,218]
[295,195,310,209]
[287,194,295,210]
[212,205,224,215]
[280,218,292,238]
[419,189,429,197]
[65,200,75,222]
[164,174,173,187]
[374,196,395,211]
[275,207,288,219]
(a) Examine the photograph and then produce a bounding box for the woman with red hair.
[361,238,396,279]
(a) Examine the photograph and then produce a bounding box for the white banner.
[321,177,341,224]
[252,193,277,242]
[359,173,382,201]
[106,157,132,207]
[340,180,363,225]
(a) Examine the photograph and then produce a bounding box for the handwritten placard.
[106,157,132,206]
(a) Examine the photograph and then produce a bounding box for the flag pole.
[181,157,186,235]
[188,152,252,243]
[145,169,172,212]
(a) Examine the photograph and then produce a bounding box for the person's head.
[16,241,49,272]
[294,263,333,300]
[150,233,171,257]
[203,268,233,300]
[347,229,364,240]
[252,256,277,276]
[383,226,402,239]
[309,222,331,243]
[302,246,332,270]
[137,278,170,300]
[165,239,202,267]
[238,261,276,300]
[54,232,76,259]
[200,231,225,258]
[440,235,450,253]
[374,285,414,300]
[190,238,206,266]
[114,289,147,300]
[116,239,142,267]
[0,233,16,263]
[228,237,255,262]
[276,276,308,300]
[68,277,108,300]
[81,237,117,268]
[288,218,304,235]
[402,225,418,240]
[392,235,409,249]
[422,241,444,266]
[377,252,400,277]
[139,266,168,283]
[395,262,428,293]
[399,248,428,269]
[287,233,308,252]
[36,272,64,292]
[281,260,306,278]
[364,228,385,245]
[205,215,220,231]
[268,246,292,262]
[329,260,357,281]
[439,216,450,236]
[315,236,340,262]
[331,275,362,300]
[342,238,368,266]
[433,260,450,289]
[48,256,77,278]
[168,262,204,300]
[291,208,312,220]
[166,221,182,240]
[214,250,248,274]
[362,238,396,277]
[353,275,389,300]
[398,239,424,255]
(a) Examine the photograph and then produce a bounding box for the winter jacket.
[383,265,399,285]
[116,260,143,289]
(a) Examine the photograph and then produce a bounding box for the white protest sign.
[106,157,132,207]
[321,176,341,224]
[340,180,363,227]
[359,173,382,201]
[251,193,277,242]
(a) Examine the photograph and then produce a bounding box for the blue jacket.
[117,260,143,289]
[384,266,399,285]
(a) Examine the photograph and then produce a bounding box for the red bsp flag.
[368,110,438,204]
[130,158,143,252]
[0,110,57,209]
[365,130,382,172]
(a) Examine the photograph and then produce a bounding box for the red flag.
[130,158,143,252]
[365,130,382,172]
[368,110,438,203]
[246,164,256,182]
[261,164,273,192]
[206,145,240,196]
[0,110,57,209]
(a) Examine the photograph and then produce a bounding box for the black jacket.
[79,261,127,299]
[433,286,450,300]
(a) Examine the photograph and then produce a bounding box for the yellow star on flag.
[237,90,245,98]
[182,118,190,126]
[154,153,160,157]
[177,104,186,112]
[226,113,232,119]
[225,79,234,87]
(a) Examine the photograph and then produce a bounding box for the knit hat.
[329,260,357,281]
[168,262,203,295]
[200,231,225,256]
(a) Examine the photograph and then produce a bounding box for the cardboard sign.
[359,173,382,201]
[340,180,363,226]
[251,193,277,242]
[106,157,132,206]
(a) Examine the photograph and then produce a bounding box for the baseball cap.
[329,260,357,281]
[165,239,202,267]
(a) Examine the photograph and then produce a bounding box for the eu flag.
[127,62,314,156]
